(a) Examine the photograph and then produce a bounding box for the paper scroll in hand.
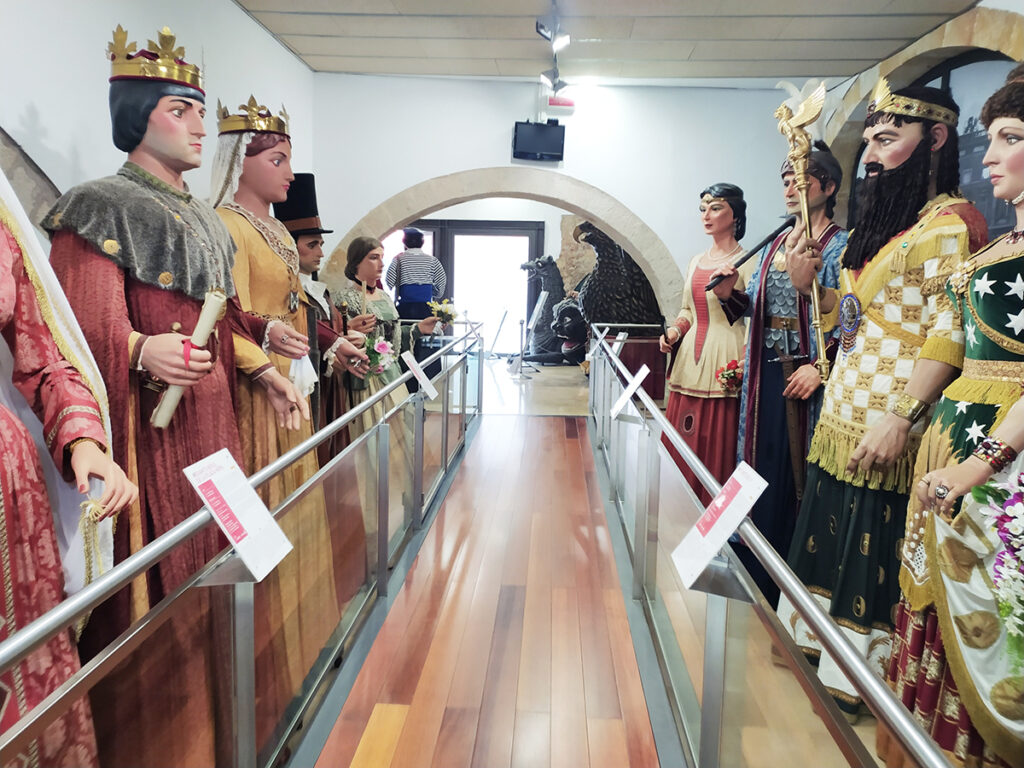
[150,290,228,428]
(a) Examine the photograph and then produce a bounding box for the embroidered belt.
[961,358,1024,383]
[766,315,798,330]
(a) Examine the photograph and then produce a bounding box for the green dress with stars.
[886,237,1024,768]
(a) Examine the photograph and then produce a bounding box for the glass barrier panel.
[254,432,376,758]
[384,402,417,558]
[464,341,481,417]
[645,441,707,759]
[422,394,445,509]
[447,361,465,465]
[612,397,644,545]
[72,584,235,768]
[717,588,862,768]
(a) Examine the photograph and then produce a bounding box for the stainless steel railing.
[0,323,485,767]
[588,326,953,768]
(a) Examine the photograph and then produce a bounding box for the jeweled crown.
[217,96,290,136]
[866,76,957,128]
[107,25,203,94]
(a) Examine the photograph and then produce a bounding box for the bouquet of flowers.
[715,359,743,393]
[974,475,1024,668]
[427,299,458,325]
[366,338,396,375]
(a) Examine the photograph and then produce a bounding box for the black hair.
[109,79,205,153]
[865,85,961,198]
[699,183,746,239]
[781,140,843,218]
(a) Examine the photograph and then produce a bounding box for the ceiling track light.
[535,4,570,52]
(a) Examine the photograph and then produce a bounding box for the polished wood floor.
[315,415,659,768]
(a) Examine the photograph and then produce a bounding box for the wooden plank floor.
[315,415,660,768]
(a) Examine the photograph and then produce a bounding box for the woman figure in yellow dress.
[210,97,349,750]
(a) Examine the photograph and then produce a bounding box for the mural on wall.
[556,213,595,294]
[945,58,1017,237]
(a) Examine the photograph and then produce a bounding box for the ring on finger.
[281,334,291,344]
[934,484,950,500]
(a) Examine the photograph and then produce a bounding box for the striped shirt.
[386,248,446,297]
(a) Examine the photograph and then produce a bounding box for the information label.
[401,350,440,400]
[671,461,768,588]
[184,448,293,582]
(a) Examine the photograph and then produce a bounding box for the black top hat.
[274,173,333,236]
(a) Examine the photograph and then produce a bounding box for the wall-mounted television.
[512,120,565,162]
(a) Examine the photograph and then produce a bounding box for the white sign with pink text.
[184,448,293,582]
[671,461,767,588]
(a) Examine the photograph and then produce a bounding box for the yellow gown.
[218,203,343,751]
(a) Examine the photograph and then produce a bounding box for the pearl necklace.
[703,243,742,265]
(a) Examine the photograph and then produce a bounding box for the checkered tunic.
[808,196,972,494]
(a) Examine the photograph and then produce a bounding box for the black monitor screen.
[512,121,565,162]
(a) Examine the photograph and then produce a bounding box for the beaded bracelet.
[972,436,1019,473]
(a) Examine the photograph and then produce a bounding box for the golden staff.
[775,82,829,379]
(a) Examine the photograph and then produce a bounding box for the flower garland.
[974,476,1024,670]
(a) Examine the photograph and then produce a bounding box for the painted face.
[138,95,206,171]
[983,116,1024,204]
[698,196,734,238]
[781,172,831,214]
[297,235,325,274]
[860,119,927,175]
[238,138,294,204]
[357,246,384,284]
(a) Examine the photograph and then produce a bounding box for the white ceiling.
[236,0,980,82]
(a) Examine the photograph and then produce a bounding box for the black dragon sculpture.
[520,255,565,354]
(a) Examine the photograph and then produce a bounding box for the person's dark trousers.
[397,301,441,391]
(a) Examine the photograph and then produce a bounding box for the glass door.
[451,233,530,354]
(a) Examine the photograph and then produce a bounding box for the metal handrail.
[0,326,482,677]
[590,327,952,768]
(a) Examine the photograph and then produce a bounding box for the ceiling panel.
[237,0,980,82]
[689,39,899,62]
[258,12,631,39]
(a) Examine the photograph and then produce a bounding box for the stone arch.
[320,166,682,316]
[822,6,1023,220]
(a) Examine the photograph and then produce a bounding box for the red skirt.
[664,391,738,505]
[879,598,1013,768]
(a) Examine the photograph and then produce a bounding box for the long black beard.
[843,139,933,270]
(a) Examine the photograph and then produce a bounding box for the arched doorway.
[319,166,683,318]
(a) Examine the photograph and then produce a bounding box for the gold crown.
[107,25,203,94]
[217,96,290,136]
[866,76,957,127]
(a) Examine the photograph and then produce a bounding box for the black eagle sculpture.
[573,222,662,333]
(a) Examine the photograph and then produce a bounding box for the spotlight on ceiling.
[540,67,569,94]
[536,11,570,52]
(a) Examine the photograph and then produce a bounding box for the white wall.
[311,73,791,277]
[0,0,314,199]
[1,0,811,280]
